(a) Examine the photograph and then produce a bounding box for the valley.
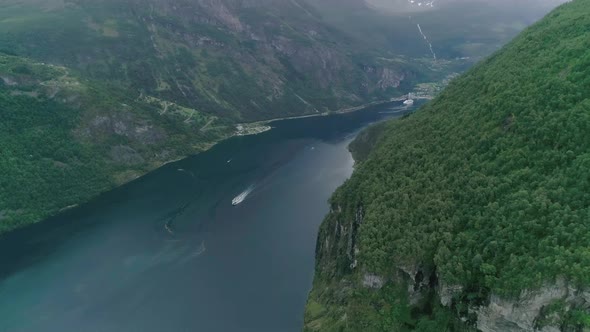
[305,1,590,330]
[0,0,560,233]
[1,1,586,331]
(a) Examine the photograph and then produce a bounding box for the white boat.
[232,193,246,206]
[232,186,253,206]
[403,99,414,106]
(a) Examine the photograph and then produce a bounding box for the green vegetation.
[306,0,590,330]
[0,56,110,231]
[0,0,414,233]
[0,0,421,122]
[0,52,231,233]
[0,0,560,234]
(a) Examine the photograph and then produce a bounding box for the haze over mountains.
[367,0,566,13]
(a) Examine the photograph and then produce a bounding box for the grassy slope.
[305,0,590,330]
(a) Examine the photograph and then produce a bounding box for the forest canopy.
[306,0,590,330]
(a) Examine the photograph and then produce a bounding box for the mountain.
[0,0,420,233]
[366,0,565,13]
[313,0,569,61]
[0,0,419,121]
[0,0,562,233]
[305,1,590,331]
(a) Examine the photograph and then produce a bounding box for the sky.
[365,0,569,15]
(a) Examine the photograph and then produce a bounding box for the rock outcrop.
[476,279,590,332]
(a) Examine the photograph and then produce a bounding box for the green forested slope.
[0,53,230,232]
[0,0,422,121]
[0,0,562,233]
[0,0,432,233]
[306,1,590,330]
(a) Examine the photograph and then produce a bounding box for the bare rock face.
[399,264,433,305]
[363,65,409,93]
[539,325,561,332]
[439,282,463,307]
[476,279,590,332]
[0,76,17,86]
[196,0,244,32]
[362,274,385,289]
[82,114,166,145]
[109,145,145,165]
[376,68,405,90]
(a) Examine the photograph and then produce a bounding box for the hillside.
[0,52,231,232]
[0,0,561,233]
[0,0,422,121]
[311,0,566,62]
[0,0,423,233]
[305,1,590,331]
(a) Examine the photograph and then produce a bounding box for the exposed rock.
[439,282,463,307]
[376,68,405,90]
[476,279,590,332]
[109,145,145,165]
[362,274,385,289]
[155,149,173,161]
[0,76,17,86]
[398,264,437,305]
[363,66,408,91]
[347,205,363,268]
[9,90,39,98]
[82,114,166,145]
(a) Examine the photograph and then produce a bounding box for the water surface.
[0,102,414,332]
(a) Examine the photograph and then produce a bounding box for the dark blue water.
[0,102,414,332]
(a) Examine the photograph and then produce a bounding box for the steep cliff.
[305,1,590,330]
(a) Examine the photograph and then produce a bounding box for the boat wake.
[232,185,254,206]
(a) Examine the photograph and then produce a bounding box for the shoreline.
[1,98,409,236]
[240,98,403,128]
[135,98,414,178]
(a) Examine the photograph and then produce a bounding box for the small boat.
[232,186,253,206]
[403,99,414,106]
[232,194,245,206]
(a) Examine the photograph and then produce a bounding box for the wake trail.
[416,23,437,60]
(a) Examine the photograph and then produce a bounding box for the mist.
[366,0,569,16]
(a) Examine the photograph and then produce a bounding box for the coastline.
[241,98,405,128]
[0,98,406,236]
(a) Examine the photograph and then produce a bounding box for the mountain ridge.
[305,0,590,330]
[0,0,565,234]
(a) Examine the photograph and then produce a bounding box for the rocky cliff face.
[309,197,590,332]
[477,280,590,332]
